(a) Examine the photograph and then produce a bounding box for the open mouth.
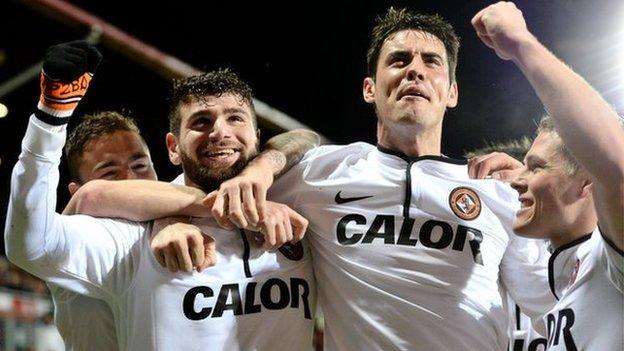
[200,148,239,163]
[515,197,534,218]
[398,86,430,101]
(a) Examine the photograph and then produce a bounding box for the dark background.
[0,0,622,253]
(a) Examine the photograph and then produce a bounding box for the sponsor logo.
[334,191,374,204]
[183,278,312,320]
[336,214,484,264]
[449,187,481,221]
[547,308,577,350]
[279,242,304,261]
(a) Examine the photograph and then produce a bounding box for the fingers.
[241,183,259,228]
[153,248,167,269]
[254,183,268,223]
[288,209,309,243]
[258,203,308,250]
[202,191,217,209]
[188,232,205,269]
[151,220,211,273]
[468,152,524,180]
[476,158,493,179]
[261,217,278,250]
[198,234,217,272]
[227,185,248,228]
[211,192,236,230]
[162,245,179,273]
[173,238,193,273]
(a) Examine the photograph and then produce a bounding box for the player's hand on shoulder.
[151,216,216,273]
[256,201,308,251]
[468,151,524,182]
[203,166,273,231]
[471,2,535,61]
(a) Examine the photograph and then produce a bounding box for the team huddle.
[4,2,623,350]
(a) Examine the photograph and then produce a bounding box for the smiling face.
[166,93,259,192]
[363,30,458,132]
[78,130,156,182]
[511,132,593,246]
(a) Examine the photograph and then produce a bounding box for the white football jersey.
[270,142,553,351]
[506,241,550,351]
[5,116,316,351]
[545,228,623,350]
[507,297,548,351]
[48,285,117,350]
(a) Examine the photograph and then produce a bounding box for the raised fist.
[36,40,103,124]
[471,2,534,61]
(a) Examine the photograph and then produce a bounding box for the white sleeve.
[599,229,624,293]
[269,142,374,208]
[499,236,554,334]
[4,116,147,300]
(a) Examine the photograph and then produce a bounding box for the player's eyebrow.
[386,50,412,62]
[93,160,120,170]
[129,152,149,162]
[524,154,546,166]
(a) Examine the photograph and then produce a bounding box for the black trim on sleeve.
[598,224,624,257]
[547,233,592,300]
[239,229,252,278]
[376,145,467,165]
[34,109,70,125]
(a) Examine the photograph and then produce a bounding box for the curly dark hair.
[366,7,460,82]
[65,111,143,182]
[168,69,256,136]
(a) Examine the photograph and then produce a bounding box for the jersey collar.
[548,232,593,300]
[376,144,467,165]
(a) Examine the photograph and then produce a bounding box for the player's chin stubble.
[179,148,257,193]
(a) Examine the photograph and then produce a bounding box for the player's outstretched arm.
[64,179,209,221]
[208,129,320,230]
[472,2,624,248]
[5,40,103,267]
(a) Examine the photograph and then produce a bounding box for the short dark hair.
[168,69,256,136]
[65,111,143,182]
[366,7,460,82]
[536,115,582,174]
[464,136,533,162]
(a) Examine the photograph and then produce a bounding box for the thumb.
[198,233,216,271]
[202,191,217,208]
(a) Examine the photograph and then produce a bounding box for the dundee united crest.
[449,187,481,221]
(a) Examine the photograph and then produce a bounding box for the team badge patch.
[568,258,581,287]
[448,187,481,221]
[279,242,304,261]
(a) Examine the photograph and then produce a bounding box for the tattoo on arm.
[261,129,320,177]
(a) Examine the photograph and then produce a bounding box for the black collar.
[376,144,467,165]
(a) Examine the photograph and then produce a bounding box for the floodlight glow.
[0,103,8,118]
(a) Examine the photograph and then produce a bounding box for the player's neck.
[550,211,598,250]
[376,121,442,158]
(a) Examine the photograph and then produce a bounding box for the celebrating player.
[4,41,321,350]
[469,2,623,350]
[78,5,555,350]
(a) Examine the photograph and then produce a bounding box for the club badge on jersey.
[449,186,482,221]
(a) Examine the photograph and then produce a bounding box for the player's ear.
[579,177,593,198]
[68,182,81,196]
[363,77,376,104]
[166,132,182,166]
[446,81,458,108]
